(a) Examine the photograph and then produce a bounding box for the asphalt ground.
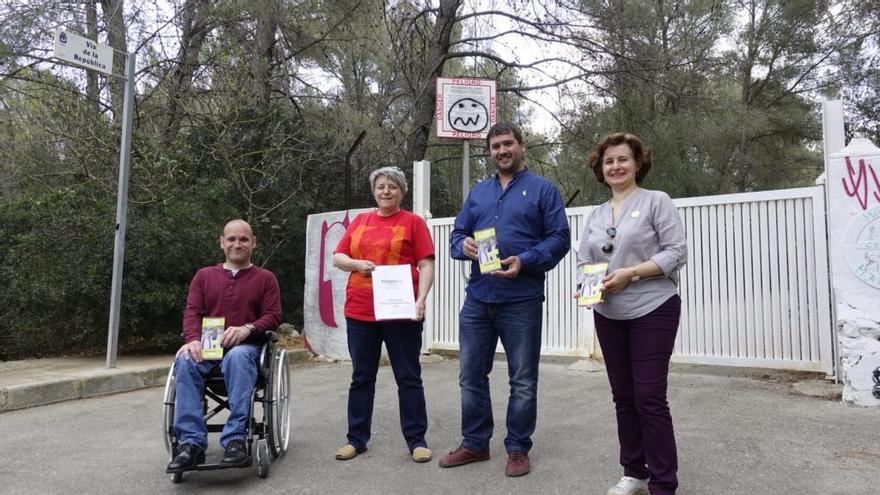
[0,355,875,494]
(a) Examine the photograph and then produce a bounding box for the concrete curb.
[1,366,171,412]
[1,348,311,413]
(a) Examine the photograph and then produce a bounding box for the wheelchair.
[162,332,291,482]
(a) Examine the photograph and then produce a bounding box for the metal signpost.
[52,29,135,368]
[435,77,497,203]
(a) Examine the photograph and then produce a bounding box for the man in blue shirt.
[439,122,570,477]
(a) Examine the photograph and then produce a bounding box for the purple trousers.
[594,295,680,495]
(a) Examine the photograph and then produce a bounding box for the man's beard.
[494,156,521,172]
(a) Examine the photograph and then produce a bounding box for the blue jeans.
[345,318,428,452]
[458,296,543,453]
[173,343,261,449]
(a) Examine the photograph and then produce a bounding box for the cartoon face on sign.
[448,98,488,133]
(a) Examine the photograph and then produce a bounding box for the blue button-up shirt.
[451,168,571,303]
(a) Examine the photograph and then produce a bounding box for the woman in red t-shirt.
[333,166,435,463]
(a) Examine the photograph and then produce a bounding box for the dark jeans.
[458,296,543,453]
[345,318,428,452]
[594,295,681,495]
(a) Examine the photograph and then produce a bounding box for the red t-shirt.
[334,209,435,321]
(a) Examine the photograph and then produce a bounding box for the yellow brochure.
[578,263,608,306]
[201,317,225,360]
[475,227,501,274]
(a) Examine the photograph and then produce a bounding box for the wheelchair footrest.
[167,458,253,473]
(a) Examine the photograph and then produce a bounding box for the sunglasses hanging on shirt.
[601,226,617,254]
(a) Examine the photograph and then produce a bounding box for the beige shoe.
[412,447,432,463]
[335,444,361,460]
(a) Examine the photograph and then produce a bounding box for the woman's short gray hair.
[369,166,408,195]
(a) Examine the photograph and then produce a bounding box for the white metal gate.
[425,185,835,374]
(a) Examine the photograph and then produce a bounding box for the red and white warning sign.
[435,77,497,139]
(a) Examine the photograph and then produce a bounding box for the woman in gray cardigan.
[577,133,687,495]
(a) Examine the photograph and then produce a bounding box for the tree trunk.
[85,0,99,114]
[100,0,128,124]
[161,0,212,146]
[405,0,461,163]
[250,1,280,112]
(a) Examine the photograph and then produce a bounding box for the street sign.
[50,27,134,368]
[435,77,497,139]
[53,29,113,76]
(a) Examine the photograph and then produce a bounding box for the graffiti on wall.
[841,156,880,211]
[318,212,351,328]
[874,367,880,399]
[303,208,371,359]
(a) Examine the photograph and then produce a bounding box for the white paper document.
[372,264,416,320]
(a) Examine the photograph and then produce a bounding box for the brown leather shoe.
[438,446,490,468]
[505,451,530,477]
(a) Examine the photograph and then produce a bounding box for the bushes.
[0,178,239,360]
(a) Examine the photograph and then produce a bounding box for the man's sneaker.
[221,439,248,465]
[607,476,649,495]
[437,446,490,468]
[505,451,530,477]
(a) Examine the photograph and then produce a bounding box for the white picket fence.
[424,185,835,374]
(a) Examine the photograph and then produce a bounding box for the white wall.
[827,138,880,406]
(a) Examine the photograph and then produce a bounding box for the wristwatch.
[630,270,640,282]
[244,323,256,333]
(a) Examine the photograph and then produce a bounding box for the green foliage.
[0,189,115,358]
[0,0,871,359]
[556,0,825,202]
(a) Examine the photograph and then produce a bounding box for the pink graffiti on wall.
[318,212,351,328]
[842,156,880,211]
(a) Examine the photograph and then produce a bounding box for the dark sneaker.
[438,446,490,468]
[166,443,205,472]
[505,451,530,477]
[221,439,248,465]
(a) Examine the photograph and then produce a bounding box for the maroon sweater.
[182,264,281,345]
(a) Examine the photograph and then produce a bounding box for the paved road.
[0,359,876,494]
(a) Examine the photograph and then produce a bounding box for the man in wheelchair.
[166,219,281,473]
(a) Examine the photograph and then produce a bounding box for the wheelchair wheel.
[162,361,176,455]
[256,440,270,479]
[265,346,290,459]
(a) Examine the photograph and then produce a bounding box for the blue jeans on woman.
[345,318,428,452]
[173,343,261,449]
[458,296,543,454]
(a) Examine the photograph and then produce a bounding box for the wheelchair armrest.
[258,331,279,374]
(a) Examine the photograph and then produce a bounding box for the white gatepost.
[820,100,846,377]
[412,160,431,219]
[413,160,433,354]
[827,137,880,406]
